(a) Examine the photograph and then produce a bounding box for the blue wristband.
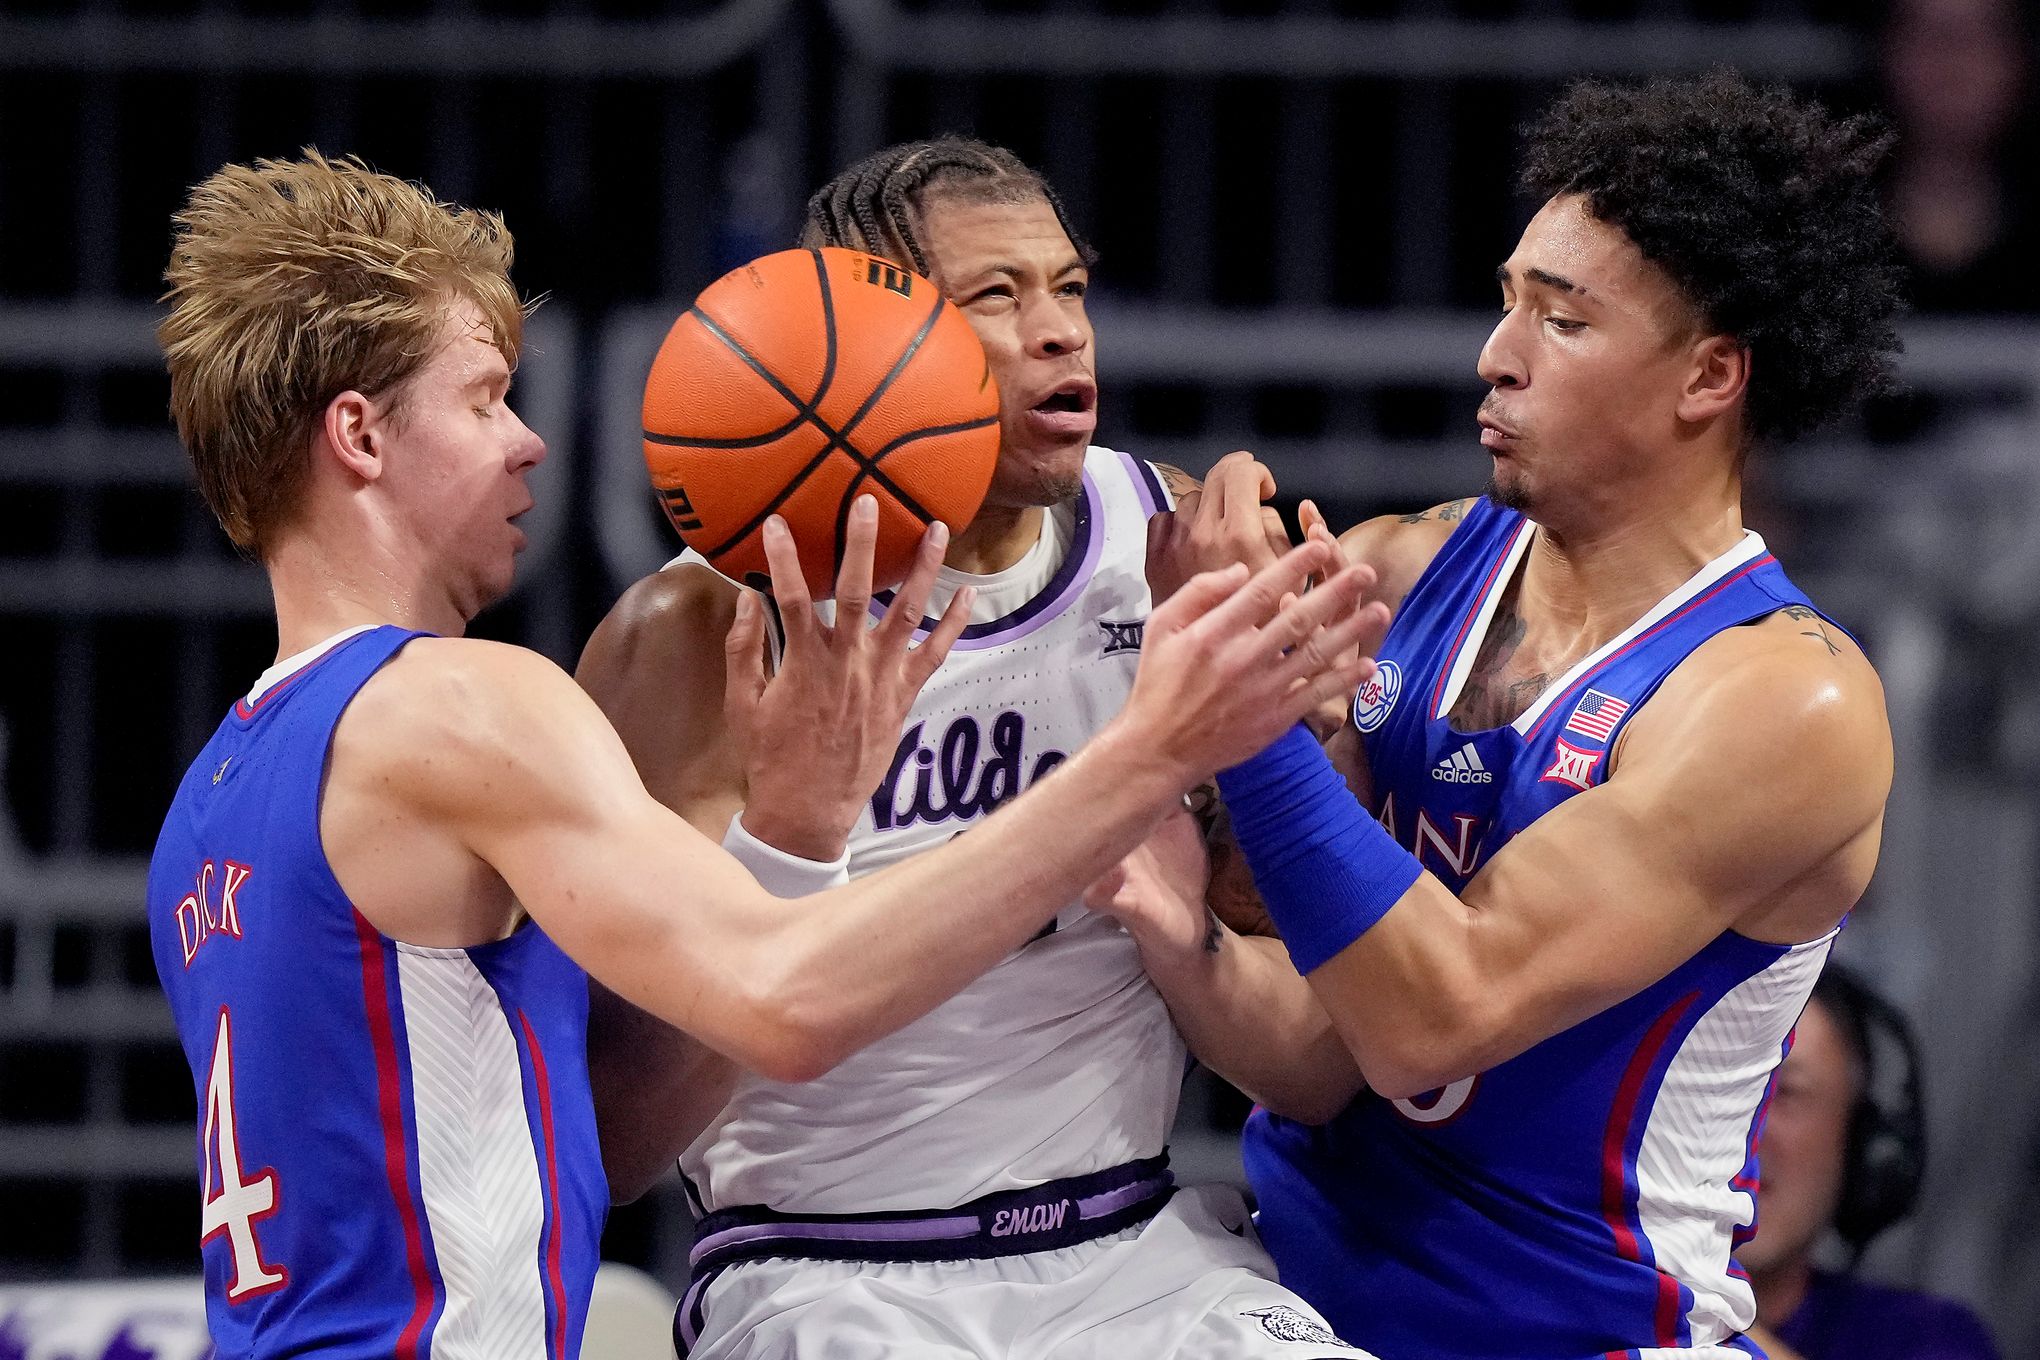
[1215,724,1424,975]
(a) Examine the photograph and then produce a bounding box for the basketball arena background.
[2,0,2038,1352]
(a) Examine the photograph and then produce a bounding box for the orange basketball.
[642,246,1001,596]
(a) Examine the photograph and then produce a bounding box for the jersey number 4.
[202,1008,289,1301]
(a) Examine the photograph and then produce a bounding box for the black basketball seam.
[830,287,950,451]
[809,247,841,414]
[817,286,957,574]
[643,418,810,451]
[832,413,1000,530]
[830,469,871,582]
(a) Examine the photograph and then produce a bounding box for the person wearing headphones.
[1741,965,2001,1360]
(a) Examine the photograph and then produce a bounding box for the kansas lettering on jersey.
[682,446,1188,1214]
[1246,497,1840,1360]
[147,627,605,1360]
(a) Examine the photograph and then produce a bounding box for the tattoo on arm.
[1781,606,1841,657]
[1397,498,1474,525]
[1153,463,1201,505]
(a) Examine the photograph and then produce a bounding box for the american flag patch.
[1563,689,1630,742]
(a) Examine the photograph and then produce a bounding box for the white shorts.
[681,1184,1378,1360]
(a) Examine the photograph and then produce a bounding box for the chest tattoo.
[1448,595,1565,731]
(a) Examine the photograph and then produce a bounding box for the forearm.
[1138,924,1365,1124]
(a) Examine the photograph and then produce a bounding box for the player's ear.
[1676,334,1749,428]
[321,390,385,483]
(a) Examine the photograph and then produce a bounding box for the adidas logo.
[1431,743,1493,784]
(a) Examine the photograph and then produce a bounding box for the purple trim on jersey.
[1523,556,1775,741]
[1076,1171,1173,1219]
[1119,450,1169,516]
[869,469,1103,652]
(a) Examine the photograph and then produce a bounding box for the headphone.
[1811,962,1928,1260]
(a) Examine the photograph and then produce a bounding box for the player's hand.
[1124,538,1392,783]
[1297,497,1365,740]
[725,496,975,861]
[1146,451,1293,602]
[1084,807,1214,964]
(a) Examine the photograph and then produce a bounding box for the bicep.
[1452,679,1886,1051]
[426,664,787,1046]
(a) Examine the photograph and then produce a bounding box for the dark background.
[3,0,2038,1349]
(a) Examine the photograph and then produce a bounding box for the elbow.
[1258,1082,1355,1128]
[1347,1014,1489,1103]
[748,1034,844,1086]
[731,966,859,1084]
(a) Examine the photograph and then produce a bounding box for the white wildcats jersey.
[682,446,1186,1214]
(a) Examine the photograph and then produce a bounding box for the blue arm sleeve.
[1214,723,1424,975]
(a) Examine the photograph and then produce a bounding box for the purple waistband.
[675,1155,1175,1352]
[688,1153,1174,1274]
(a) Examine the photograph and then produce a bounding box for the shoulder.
[1662,608,1887,746]
[1621,607,1892,822]
[336,636,605,812]
[350,635,584,742]
[578,560,743,690]
[591,561,742,659]
[1338,498,1479,613]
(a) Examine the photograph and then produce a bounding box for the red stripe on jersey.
[355,911,437,1359]
[518,1009,570,1360]
[1600,990,1700,1349]
[232,662,316,720]
[1524,558,1775,741]
[1431,523,1530,720]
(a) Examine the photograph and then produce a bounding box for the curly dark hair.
[799,136,1096,280]
[1520,70,1905,446]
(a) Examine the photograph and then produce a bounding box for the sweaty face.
[914,194,1096,509]
[1738,999,1859,1273]
[370,302,546,621]
[1477,195,1722,521]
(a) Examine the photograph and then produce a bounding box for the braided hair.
[800,136,1097,279]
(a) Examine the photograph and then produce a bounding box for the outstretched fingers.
[907,584,976,686]
[721,590,769,734]
[1148,561,1251,641]
[832,494,880,630]
[760,516,817,660]
[1194,539,1342,638]
[876,518,951,647]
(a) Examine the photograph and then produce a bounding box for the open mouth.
[1031,378,1097,414]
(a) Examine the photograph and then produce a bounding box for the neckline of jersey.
[1433,523,1771,737]
[929,495,1072,623]
[243,625,381,707]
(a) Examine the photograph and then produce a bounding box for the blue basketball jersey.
[1246,498,1839,1359]
[147,626,606,1360]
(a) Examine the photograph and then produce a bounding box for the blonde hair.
[158,150,524,553]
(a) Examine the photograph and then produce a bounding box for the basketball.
[642,246,1002,596]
